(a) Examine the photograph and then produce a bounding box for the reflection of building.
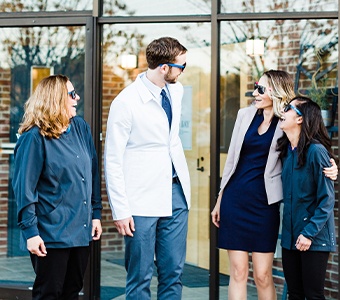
[0,1,338,299]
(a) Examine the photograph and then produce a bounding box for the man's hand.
[27,235,47,257]
[92,219,102,240]
[114,217,135,237]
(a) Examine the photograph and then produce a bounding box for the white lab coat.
[104,72,191,220]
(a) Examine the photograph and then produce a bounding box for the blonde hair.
[18,74,70,139]
[263,70,296,117]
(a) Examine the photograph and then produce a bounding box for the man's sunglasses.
[254,82,266,95]
[68,90,77,99]
[159,62,186,71]
[284,104,303,116]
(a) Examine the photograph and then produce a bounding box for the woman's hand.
[27,235,47,257]
[323,158,338,180]
[92,219,102,240]
[211,193,222,228]
[295,234,312,251]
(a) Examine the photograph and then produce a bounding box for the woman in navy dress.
[211,70,337,299]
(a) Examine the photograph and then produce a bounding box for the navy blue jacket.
[281,143,336,252]
[12,116,102,249]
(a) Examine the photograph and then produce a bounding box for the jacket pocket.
[312,222,330,248]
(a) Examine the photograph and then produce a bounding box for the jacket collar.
[135,72,181,105]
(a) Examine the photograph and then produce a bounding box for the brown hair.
[18,74,70,139]
[277,96,336,166]
[146,37,187,69]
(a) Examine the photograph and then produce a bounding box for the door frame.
[0,11,101,299]
[1,3,339,300]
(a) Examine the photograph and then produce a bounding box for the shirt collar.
[140,72,163,99]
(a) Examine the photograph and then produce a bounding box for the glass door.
[99,22,211,299]
[0,25,86,298]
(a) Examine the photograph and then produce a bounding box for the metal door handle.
[196,157,205,172]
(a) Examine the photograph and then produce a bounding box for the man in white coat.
[104,37,191,300]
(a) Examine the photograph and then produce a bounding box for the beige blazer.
[219,105,283,204]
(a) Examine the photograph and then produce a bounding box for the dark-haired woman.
[278,96,336,299]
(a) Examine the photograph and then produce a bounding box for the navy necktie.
[161,89,172,128]
[161,89,176,176]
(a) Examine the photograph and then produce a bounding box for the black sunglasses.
[284,104,303,116]
[68,90,77,99]
[254,82,266,95]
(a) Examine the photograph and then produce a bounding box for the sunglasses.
[159,62,186,71]
[68,90,77,99]
[254,82,266,95]
[284,104,303,116]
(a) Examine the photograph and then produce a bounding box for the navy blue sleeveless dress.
[218,112,280,252]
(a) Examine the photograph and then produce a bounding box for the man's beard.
[164,70,178,84]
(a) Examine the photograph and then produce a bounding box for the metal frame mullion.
[337,2,340,299]
[98,14,210,24]
[0,11,91,27]
[0,17,87,27]
[82,15,102,299]
[218,10,337,21]
[209,1,221,299]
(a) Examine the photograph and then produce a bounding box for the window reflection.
[0,25,87,293]
[103,0,211,16]
[0,0,92,12]
[220,0,338,13]
[219,18,338,279]
[101,22,212,297]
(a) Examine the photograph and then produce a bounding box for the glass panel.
[0,0,92,12]
[0,25,85,295]
[100,22,211,298]
[103,0,211,16]
[219,18,338,296]
[221,0,338,13]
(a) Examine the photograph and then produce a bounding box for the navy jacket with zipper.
[281,143,336,252]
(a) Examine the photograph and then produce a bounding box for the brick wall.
[0,68,11,257]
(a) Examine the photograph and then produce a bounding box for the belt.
[172,176,180,184]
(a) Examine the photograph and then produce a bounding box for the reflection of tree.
[103,29,145,66]
[180,0,337,80]
[294,22,338,92]
[103,1,145,66]
[0,0,146,141]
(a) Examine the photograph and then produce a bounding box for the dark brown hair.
[277,96,336,166]
[146,37,187,69]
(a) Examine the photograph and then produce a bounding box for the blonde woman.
[12,74,102,299]
[211,70,337,299]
